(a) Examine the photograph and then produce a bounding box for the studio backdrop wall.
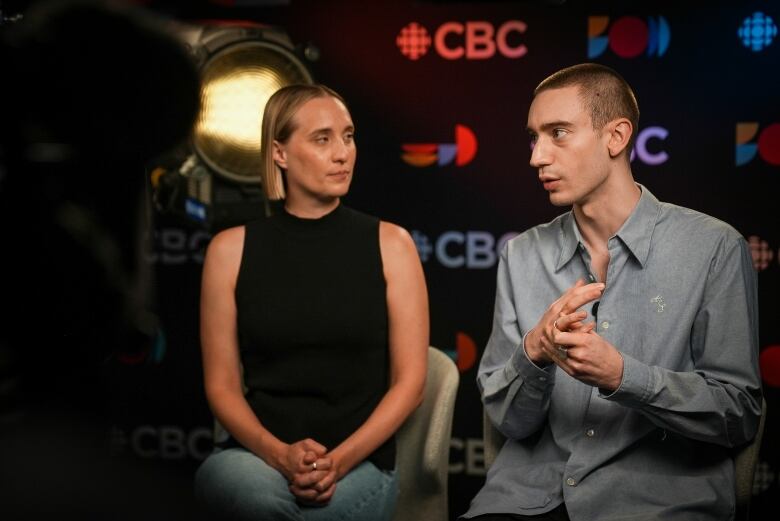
[109,1,780,518]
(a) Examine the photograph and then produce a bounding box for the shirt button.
[566,477,577,487]
[586,429,595,437]
[601,321,610,329]
[587,273,596,283]
[538,376,547,382]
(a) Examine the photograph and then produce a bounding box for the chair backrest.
[482,408,504,471]
[483,400,767,519]
[392,346,460,521]
[735,399,767,520]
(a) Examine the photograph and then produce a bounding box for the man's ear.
[272,140,287,169]
[607,118,633,158]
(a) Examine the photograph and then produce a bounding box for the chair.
[483,400,767,521]
[735,399,767,521]
[213,346,460,521]
[392,346,460,521]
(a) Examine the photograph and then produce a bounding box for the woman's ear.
[607,118,633,158]
[272,140,287,170]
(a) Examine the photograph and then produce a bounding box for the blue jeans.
[194,447,399,521]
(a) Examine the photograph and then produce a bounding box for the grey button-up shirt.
[464,186,762,521]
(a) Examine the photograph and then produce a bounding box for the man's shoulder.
[504,212,571,258]
[507,212,569,249]
[657,201,743,244]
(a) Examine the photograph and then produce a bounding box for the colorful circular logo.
[738,12,777,52]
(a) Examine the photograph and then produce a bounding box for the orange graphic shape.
[456,331,477,372]
[736,122,759,145]
[588,16,609,37]
[455,124,478,166]
[402,143,438,153]
[402,153,438,167]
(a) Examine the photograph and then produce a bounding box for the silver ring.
[553,319,560,331]
[556,345,568,359]
[312,462,317,471]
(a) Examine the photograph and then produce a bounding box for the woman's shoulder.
[379,220,416,258]
[205,225,245,266]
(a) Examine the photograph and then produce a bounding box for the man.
[462,63,762,520]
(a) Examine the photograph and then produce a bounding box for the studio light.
[153,21,316,231]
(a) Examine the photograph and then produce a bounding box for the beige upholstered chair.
[483,400,767,521]
[735,400,767,521]
[392,346,459,521]
[213,346,460,521]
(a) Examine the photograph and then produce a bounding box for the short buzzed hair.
[534,63,640,148]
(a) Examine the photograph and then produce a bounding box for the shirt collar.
[555,184,660,272]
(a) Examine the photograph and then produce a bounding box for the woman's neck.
[284,195,340,219]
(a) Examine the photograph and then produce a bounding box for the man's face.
[526,86,612,207]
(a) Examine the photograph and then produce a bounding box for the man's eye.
[315,136,329,143]
[552,129,567,139]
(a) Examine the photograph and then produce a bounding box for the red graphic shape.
[396,22,431,60]
[456,331,477,372]
[758,123,780,166]
[401,144,437,154]
[455,124,478,166]
[608,17,648,58]
[401,153,437,167]
[760,345,780,387]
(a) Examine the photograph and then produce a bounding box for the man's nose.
[529,139,550,168]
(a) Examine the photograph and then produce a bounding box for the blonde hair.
[260,84,347,200]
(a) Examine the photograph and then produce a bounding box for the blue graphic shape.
[588,36,609,58]
[738,12,777,52]
[438,144,457,166]
[647,17,658,56]
[736,144,758,166]
[185,197,206,221]
[657,16,671,56]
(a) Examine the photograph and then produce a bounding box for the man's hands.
[525,279,624,392]
[274,439,339,506]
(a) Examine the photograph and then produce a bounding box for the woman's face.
[273,96,356,205]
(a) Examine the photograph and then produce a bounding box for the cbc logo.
[397,20,528,61]
[630,126,669,166]
[111,425,212,460]
[736,122,780,166]
[588,15,670,59]
[147,227,211,265]
[412,230,518,269]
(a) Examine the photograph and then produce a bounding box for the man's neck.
[573,172,641,253]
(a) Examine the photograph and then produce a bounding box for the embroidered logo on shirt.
[651,295,665,313]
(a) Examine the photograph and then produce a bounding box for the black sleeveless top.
[235,204,394,469]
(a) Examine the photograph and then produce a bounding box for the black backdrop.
[106,1,780,518]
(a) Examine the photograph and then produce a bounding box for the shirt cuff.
[510,328,556,390]
[599,352,652,404]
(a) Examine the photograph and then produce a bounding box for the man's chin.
[548,193,573,207]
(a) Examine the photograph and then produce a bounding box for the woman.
[194,84,429,521]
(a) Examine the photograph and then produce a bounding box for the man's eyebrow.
[527,120,573,134]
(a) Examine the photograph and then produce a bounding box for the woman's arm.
[200,227,330,492]
[313,221,429,488]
